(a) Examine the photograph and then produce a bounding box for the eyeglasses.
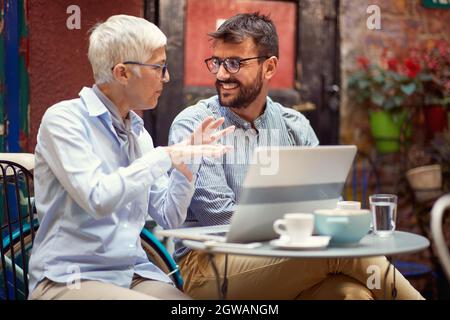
[204,56,269,74]
[112,61,168,78]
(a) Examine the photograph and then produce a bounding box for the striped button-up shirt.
[169,95,319,260]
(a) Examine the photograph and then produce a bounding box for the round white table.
[182,231,430,300]
[183,231,430,258]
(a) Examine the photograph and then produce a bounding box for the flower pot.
[406,164,442,202]
[369,110,411,154]
[424,105,448,139]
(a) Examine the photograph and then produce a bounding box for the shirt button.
[123,223,128,228]
[129,244,135,248]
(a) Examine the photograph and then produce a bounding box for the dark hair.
[208,12,279,58]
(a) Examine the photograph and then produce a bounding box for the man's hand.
[163,144,233,182]
[188,116,235,145]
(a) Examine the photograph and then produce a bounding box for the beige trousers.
[29,274,191,300]
[179,251,425,300]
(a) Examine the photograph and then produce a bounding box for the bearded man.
[168,13,423,300]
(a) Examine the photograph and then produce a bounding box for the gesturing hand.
[167,116,235,181]
[188,116,235,145]
[163,144,233,182]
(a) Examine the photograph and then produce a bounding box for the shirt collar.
[79,86,144,134]
[79,86,108,117]
[217,96,274,130]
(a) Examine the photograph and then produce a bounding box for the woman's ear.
[112,64,130,85]
[264,56,278,80]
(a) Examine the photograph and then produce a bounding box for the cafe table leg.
[384,256,398,300]
[207,253,229,300]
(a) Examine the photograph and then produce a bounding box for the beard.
[215,68,263,109]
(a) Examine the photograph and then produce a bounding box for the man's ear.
[112,64,130,85]
[264,56,278,80]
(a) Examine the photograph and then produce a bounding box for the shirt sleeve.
[282,106,320,146]
[169,116,236,226]
[145,116,203,229]
[146,168,199,229]
[39,105,173,219]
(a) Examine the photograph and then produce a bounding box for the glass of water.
[369,194,398,237]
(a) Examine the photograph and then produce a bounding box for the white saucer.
[270,236,331,250]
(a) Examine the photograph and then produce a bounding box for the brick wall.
[340,0,450,152]
[340,3,450,292]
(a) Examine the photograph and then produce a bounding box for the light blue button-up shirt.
[28,86,197,294]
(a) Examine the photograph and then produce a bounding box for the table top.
[182,231,430,258]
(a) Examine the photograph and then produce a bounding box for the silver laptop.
[156,145,357,244]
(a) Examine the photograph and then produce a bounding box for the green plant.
[348,53,425,113]
[421,41,450,107]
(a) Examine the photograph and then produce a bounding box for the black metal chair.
[0,160,37,300]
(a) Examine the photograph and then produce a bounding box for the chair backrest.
[343,151,380,208]
[431,194,450,282]
[0,160,36,300]
[140,228,183,290]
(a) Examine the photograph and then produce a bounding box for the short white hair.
[88,15,167,84]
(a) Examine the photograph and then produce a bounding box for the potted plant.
[348,51,424,153]
[405,130,450,203]
[406,144,442,203]
[421,40,450,139]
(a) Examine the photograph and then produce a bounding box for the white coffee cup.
[273,213,314,243]
[336,201,361,210]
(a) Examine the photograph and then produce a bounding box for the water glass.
[369,194,398,237]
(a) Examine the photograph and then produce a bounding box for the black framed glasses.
[204,56,269,74]
[112,61,168,78]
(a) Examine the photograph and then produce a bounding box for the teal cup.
[314,209,371,244]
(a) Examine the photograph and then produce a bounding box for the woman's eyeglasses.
[112,61,168,78]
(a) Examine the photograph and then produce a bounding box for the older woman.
[28,14,233,300]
